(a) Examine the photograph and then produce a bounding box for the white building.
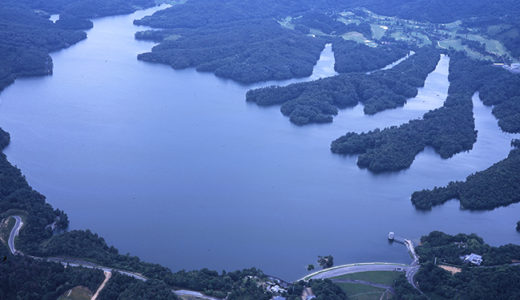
[462,253,483,265]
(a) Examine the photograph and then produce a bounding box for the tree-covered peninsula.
[247,47,439,125]
[411,140,520,210]
[330,52,519,173]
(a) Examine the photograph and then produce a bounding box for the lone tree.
[318,255,334,269]
[516,221,520,232]
[307,264,315,271]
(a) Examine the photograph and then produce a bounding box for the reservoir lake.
[0,6,518,280]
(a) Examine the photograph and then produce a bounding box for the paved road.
[8,216,23,255]
[303,263,409,280]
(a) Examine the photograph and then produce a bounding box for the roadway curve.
[5,215,221,300]
[303,262,409,280]
[302,238,423,293]
[8,215,23,255]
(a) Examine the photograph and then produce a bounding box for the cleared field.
[438,39,493,60]
[342,31,377,47]
[461,33,510,57]
[332,271,401,286]
[370,24,387,40]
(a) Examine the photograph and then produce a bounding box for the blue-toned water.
[0,6,518,280]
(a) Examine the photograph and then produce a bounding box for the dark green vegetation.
[479,68,520,133]
[285,279,347,300]
[99,273,178,300]
[331,52,520,173]
[318,255,334,269]
[412,143,520,210]
[247,48,439,125]
[395,232,520,299]
[417,231,520,267]
[517,221,520,232]
[392,274,425,300]
[333,40,409,73]
[0,0,154,92]
[134,0,328,84]
[0,244,105,300]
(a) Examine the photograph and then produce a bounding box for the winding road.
[8,215,23,255]
[5,215,220,300]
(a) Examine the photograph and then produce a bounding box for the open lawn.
[332,271,401,286]
[335,282,390,300]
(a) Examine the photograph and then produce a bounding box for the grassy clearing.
[461,33,510,56]
[337,16,361,25]
[342,32,377,47]
[332,271,401,286]
[370,24,387,40]
[438,39,493,60]
[278,16,295,30]
[165,34,181,41]
[335,282,387,300]
[58,286,92,300]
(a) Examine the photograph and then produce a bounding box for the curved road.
[6,215,220,300]
[303,262,409,281]
[8,216,23,255]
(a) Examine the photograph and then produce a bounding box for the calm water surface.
[0,6,518,280]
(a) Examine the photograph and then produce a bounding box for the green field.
[342,31,377,47]
[332,271,401,286]
[335,282,391,300]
